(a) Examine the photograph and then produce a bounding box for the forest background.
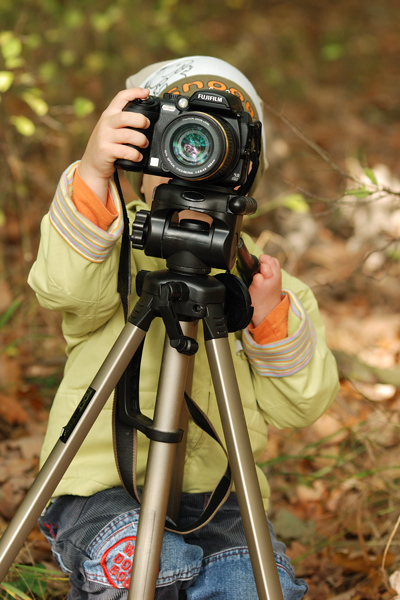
[1,0,400,598]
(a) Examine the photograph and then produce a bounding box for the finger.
[259,262,274,279]
[111,142,144,164]
[249,272,265,288]
[104,87,150,115]
[106,108,150,131]
[110,127,149,148]
[96,139,144,165]
[118,110,151,130]
[259,254,278,266]
[259,255,280,274]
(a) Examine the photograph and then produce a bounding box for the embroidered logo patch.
[100,536,136,589]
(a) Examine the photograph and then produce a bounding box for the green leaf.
[0,70,14,92]
[0,298,22,331]
[0,33,22,61]
[345,187,372,198]
[10,115,36,136]
[0,32,11,45]
[363,167,378,185]
[387,246,400,261]
[38,61,58,82]
[59,49,75,67]
[165,31,187,53]
[91,13,111,32]
[0,582,32,600]
[22,91,49,116]
[85,52,108,73]
[26,33,42,50]
[63,8,85,28]
[91,6,123,32]
[282,193,310,213]
[273,509,316,542]
[73,97,95,118]
[5,57,25,70]
[321,42,345,61]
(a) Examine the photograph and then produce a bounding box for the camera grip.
[115,96,160,171]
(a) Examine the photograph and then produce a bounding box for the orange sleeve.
[71,168,118,231]
[248,294,290,345]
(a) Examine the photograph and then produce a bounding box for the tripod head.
[130,179,257,275]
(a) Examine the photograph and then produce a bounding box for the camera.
[115,90,261,189]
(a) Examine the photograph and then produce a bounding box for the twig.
[356,495,370,564]
[263,101,355,182]
[381,513,400,592]
[264,102,400,198]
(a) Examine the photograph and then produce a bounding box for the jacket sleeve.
[27,162,125,342]
[237,233,339,429]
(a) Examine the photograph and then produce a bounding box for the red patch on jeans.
[100,536,136,589]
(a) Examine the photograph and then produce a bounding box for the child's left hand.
[248,254,282,327]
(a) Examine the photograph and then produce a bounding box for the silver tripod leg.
[0,322,146,581]
[127,325,284,599]
[127,321,195,600]
[167,354,193,524]
[206,337,284,600]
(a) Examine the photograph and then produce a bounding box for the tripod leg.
[205,337,284,600]
[167,342,195,524]
[128,321,195,600]
[0,323,146,582]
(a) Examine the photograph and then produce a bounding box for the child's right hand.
[78,88,151,204]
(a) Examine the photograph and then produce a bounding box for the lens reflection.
[171,125,213,166]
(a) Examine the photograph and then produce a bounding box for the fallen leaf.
[0,393,29,425]
[273,508,316,542]
[389,570,400,597]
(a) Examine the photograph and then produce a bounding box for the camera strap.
[114,170,132,321]
[238,120,262,197]
[113,361,233,534]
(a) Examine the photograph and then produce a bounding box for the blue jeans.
[39,488,307,599]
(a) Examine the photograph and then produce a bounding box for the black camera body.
[115,90,259,189]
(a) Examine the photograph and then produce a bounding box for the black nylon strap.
[114,170,131,321]
[113,345,143,500]
[113,379,233,534]
[238,120,262,197]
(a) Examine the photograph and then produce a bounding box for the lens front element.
[161,112,238,182]
[171,125,213,167]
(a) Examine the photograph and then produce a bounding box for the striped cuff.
[49,161,124,262]
[242,289,316,377]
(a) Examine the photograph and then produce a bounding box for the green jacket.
[28,163,339,509]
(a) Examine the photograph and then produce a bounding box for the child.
[29,56,339,599]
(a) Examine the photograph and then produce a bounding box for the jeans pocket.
[82,509,203,591]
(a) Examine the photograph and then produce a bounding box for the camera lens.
[161,113,239,182]
[171,125,213,167]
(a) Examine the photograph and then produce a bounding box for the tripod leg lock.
[158,283,199,355]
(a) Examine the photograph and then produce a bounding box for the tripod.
[0,180,284,600]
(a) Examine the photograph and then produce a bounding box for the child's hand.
[79,88,151,204]
[248,254,282,328]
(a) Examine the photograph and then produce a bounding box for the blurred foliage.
[0,0,244,289]
[1,0,399,211]
[1,0,400,293]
